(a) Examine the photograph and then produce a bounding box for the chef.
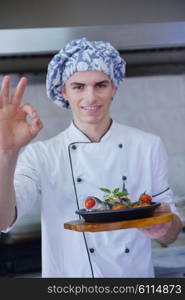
[0,38,182,278]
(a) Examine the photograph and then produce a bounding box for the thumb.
[154,202,171,213]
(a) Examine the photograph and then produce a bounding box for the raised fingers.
[11,77,28,106]
[0,75,10,107]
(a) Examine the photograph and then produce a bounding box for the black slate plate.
[75,202,160,223]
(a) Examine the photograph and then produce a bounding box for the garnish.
[99,187,131,208]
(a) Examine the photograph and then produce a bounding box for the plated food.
[84,187,153,211]
[75,187,159,223]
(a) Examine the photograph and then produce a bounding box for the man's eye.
[96,83,106,88]
[73,85,83,90]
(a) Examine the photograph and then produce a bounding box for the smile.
[82,106,100,110]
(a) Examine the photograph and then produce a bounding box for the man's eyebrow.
[70,80,110,86]
[95,80,110,85]
[70,82,85,86]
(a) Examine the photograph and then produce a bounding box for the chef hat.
[46,37,126,109]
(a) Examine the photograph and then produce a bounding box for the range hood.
[0,22,185,75]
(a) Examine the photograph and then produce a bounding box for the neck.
[73,118,112,142]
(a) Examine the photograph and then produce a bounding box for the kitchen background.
[0,0,185,278]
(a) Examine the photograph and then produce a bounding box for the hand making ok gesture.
[0,75,43,151]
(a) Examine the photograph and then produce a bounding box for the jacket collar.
[66,120,117,143]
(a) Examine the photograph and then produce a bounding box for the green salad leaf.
[99,188,111,193]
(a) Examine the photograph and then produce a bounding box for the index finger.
[11,77,28,106]
[0,75,10,107]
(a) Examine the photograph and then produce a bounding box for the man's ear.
[61,86,67,100]
[112,84,117,97]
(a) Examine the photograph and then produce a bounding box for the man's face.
[61,70,116,126]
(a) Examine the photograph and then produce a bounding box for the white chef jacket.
[4,121,178,277]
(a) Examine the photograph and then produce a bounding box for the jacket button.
[71,145,77,150]
[89,248,95,253]
[77,177,82,183]
[125,248,130,253]
[118,144,123,148]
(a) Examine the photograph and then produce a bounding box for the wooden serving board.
[64,212,174,232]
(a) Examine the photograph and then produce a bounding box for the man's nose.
[85,88,97,103]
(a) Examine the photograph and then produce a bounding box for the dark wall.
[0,0,185,29]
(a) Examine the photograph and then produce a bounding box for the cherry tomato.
[139,192,152,203]
[85,197,96,209]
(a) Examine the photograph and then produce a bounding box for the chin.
[83,116,102,124]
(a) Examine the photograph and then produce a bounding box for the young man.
[0,38,182,277]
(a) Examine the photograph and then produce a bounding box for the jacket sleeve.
[151,137,179,216]
[2,144,41,233]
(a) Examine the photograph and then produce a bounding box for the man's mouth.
[82,106,100,111]
[81,106,101,115]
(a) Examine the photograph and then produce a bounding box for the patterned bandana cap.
[46,37,126,109]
